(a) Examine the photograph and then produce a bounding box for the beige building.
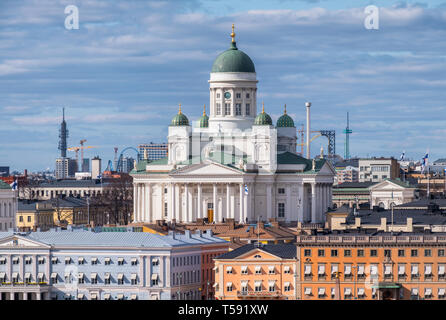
[369,179,417,209]
[359,158,400,183]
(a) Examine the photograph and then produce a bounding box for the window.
[268,266,275,275]
[216,93,221,99]
[104,258,111,265]
[241,266,248,275]
[91,258,98,265]
[78,274,85,284]
[278,188,285,194]
[104,274,111,285]
[439,249,445,257]
[12,257,19,265]
[318,250,325,257]
[331,250,338,257]
[25,257,32,265]
[344,250,351,257]
[131,258,138,266]
[269,283,275,292]
[370,250,377,257]
[398,249,405,257]
[411,250,418,257]
[131,274,138,285]
[226,283,233,292]
[425,249,432,257]
[278,203,285,218]
[216,103,221,115]
[91,276,97,284]
[357,249,364,257]
[118,258,124,265]
[284,283,291,292]
[27,216,31,222]
[235,103,241,115]
[284,266,291,274]
[255,266,262,274]
[245,104,250,115]
[236,93,241,99]
[226,266,233,274]
[246,93,250,99]
[38,257,45,265]
[78,257,85,265]
[19,216,23,222]
[117,274,124,285]
[224,103,231,115]
[255,282,262,292]
[151,274,159,286]
[304,249,312,257]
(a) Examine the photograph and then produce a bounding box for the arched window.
[378,202,385,208]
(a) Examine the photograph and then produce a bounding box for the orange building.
[214,244,298,300]
[297,233,446,300]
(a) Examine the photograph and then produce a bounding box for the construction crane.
[67,143,98,171]
[297,128,336,162]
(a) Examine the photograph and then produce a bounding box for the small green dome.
[211,26,255,73]
[199,105,209,128]
[254,103,273,126]
[170,105,189,126]
[276,105,295,127]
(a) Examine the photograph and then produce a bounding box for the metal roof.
[216,243,297,260]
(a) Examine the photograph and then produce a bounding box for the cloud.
[1,1,446,170]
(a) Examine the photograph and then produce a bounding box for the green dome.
[170,105,189,126]
[199,105,209,128]
[254,104,273,126]
[276,105,295,127]
[211,41,255,73]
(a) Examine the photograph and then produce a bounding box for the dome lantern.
[254,102,273,126]
[199,104,209,128]
[170,103,190,126]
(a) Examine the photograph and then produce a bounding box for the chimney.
[207,229,213,237]
[269,218,279,228]
[227,218,235,230]
[380,217,387,231]
[185,229,191,238]
[306,102,311,159]
[168,230,176,239]
[196,230,203,237]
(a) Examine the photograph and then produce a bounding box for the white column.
[169,183,174,221]
[133,184,137,222]
[226,184,231,220]
[141,184,146,222]
[311,183,317,223]
[213,184,217,223]
[239,183,244,224]
[138,184,143,223]
[188,185,193,223]
[197,184,202,219]
[160,184,164,220]
[286,184,291,222]
[231,185,235,220]
[266,184,272,220]
[175,184,180,221]
[184,184,189,223]
[243,184,248,224]
[147,183,152,222]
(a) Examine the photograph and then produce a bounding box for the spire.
[203,104,207,116]
[262,101,265,113]
[178,103,182,114]
[62,107,65,122]
[231,24,235,43]
[284,104,287,115]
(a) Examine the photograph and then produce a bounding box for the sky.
[1,0,446,172]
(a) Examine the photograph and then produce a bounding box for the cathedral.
[131,26,335,225]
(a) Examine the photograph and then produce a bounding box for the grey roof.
[216,243,297,260]
[345,208,446,226]
[395,198,446,209]
[38,179,107,188]
[7,229,227,248]
[334,182,376,189]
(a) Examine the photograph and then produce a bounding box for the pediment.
[172,161,243,176]
[237,248,283,260]
[369,180,406,190]
[317,162,336,175]
[0,235,50,248]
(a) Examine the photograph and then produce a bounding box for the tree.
[98,174,133,225]
[19,176,40,200]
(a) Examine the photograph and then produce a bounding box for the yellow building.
[17,201,54,231]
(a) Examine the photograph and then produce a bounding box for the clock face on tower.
[224,92,231,99]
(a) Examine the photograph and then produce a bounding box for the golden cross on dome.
[262,101,265,113]
[231,24,235,43]
[178,103,182,114]
[203,104,207,116]
[284,104,287,114]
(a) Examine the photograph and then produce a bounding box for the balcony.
[0,282,48,287]
[237,290,282,299]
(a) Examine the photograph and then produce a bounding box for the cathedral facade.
[131,27,335,224]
